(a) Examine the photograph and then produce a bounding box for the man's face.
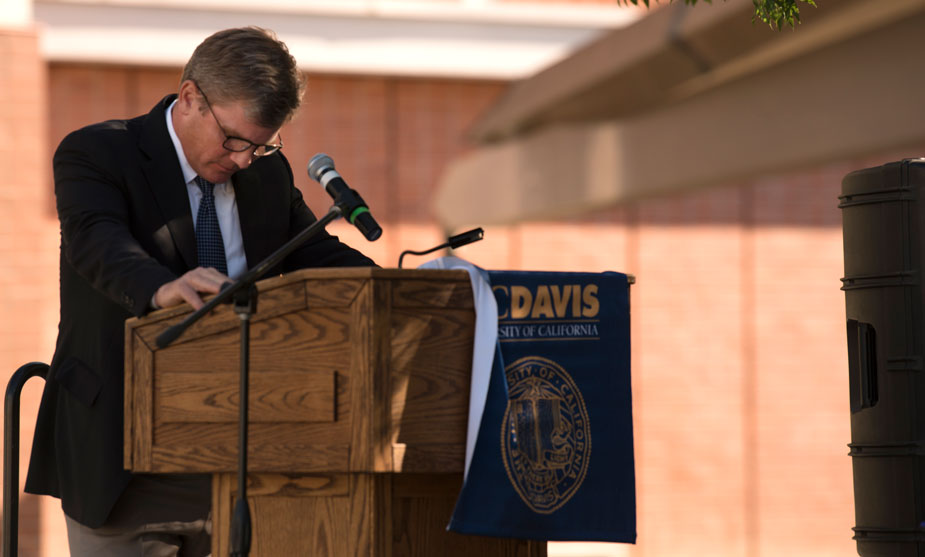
[174,81,282,184]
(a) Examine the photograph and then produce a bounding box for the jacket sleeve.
[54,127,178,317]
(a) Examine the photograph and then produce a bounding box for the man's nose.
[229,150,254,170]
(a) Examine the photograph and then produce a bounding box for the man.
[25,27,375,555]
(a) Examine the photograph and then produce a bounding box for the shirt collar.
[165,99,198,186]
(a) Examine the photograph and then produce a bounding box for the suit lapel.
[138,95,198,270]
[232,167,266,269]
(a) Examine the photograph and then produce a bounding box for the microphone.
[307,153,382,241]
[446,228,484,250]
[398,227,484,268]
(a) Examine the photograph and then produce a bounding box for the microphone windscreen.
[307,153,335,181]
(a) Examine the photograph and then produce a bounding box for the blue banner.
[448,271,636,542]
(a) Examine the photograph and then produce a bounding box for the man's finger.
[154,267,228,309]
[178,281,206,310]
[190,267,229,291]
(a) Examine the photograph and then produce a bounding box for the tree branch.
[616,0,818,30]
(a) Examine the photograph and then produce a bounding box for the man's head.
[173,27,304,183]
[181,27,303,129]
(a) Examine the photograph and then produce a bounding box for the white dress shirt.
[165,100,248,279]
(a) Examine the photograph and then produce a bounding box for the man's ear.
[175,80,198,115]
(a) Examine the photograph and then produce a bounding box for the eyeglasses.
[194,83,283,157]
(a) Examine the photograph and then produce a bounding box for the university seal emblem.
[501,356,591,514]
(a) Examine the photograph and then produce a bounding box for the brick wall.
[12,63,507,554]
[8,58,923,556]
[46,66,505,268]
[0,26,59,557]
[456,145,925,556]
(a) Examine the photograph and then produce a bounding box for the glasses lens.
[222,137,282,157]
[223,137,253,152]
[253,145,281,157]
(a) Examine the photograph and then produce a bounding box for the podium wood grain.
[124,268,545,556]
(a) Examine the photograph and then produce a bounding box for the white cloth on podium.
[418,256,497,480]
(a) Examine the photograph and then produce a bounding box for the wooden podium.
[124,268,546,556]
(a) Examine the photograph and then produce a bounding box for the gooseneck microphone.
[307,153,382,241]
[398,227,484,268]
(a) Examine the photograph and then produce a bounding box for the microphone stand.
[155,202,346,557]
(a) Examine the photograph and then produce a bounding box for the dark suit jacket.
[24,95,375,528]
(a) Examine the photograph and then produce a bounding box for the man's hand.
[153,267,230,310]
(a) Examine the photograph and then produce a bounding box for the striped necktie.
[194,176,228,275]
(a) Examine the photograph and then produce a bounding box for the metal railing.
[3,362,48,557]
